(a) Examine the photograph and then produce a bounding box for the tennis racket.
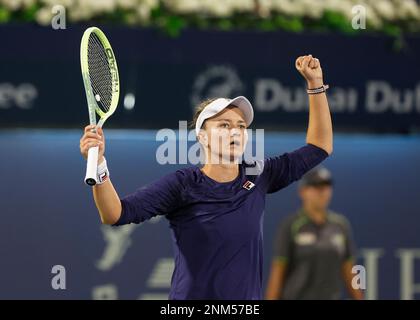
[80,27,120,186]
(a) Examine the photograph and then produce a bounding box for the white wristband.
[307,84,329,94]
[97,157,110,185]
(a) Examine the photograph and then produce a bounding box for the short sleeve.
[342,218,357,262]
[262,144,329,193]
[273,216,294,262]
[113,170,186,226]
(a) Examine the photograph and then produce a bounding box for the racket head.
[80,27,120,126]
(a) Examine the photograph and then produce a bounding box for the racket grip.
[85,146,99,186]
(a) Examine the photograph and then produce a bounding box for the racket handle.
[85,146,99,186]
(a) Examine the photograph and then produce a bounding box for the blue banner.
[1,25,420,132]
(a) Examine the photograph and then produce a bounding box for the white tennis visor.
[195,96,254,136]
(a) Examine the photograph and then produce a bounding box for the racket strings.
[87,33,113,113]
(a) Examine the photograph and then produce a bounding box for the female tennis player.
[80,55,333,300]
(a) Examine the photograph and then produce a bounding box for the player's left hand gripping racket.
[80,27,120,186]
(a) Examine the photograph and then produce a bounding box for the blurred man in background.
[265,166,363,300]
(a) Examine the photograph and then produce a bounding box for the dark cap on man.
[299,166,333,187]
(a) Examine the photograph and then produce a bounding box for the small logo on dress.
[243,180,255,190]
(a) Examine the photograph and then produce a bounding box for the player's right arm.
[80,124,122,225]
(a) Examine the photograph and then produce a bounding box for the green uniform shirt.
[273,208,356,300]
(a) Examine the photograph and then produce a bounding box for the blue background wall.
[1,26,420,133]
[1,130,419,299]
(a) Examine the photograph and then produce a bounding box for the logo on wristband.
[99,171,108,183]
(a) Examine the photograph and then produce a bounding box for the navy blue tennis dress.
[113,144,328,299]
